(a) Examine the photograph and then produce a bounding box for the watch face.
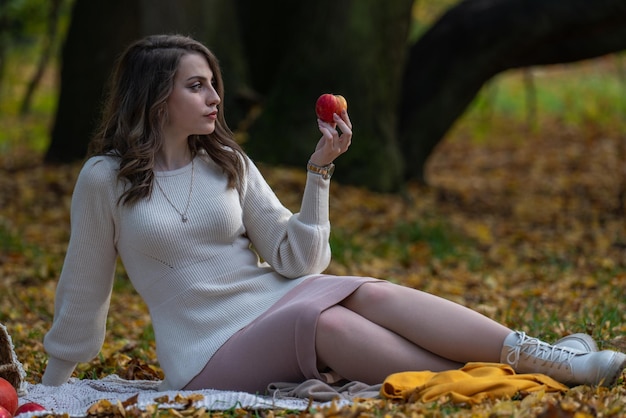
[324,164,335,179]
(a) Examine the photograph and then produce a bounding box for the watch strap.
[307,161,335,179]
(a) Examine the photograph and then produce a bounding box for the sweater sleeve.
[241,159,331,279]
[42,157,119,386]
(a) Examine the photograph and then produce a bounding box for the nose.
[207,85,221,106]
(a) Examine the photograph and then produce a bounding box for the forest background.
[0,0,625,417]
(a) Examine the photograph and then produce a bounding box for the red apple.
[0,405,12,418]
[315,93,348,123]
[315,93,338,123]
[0,378,17,415]
[15,402,46,416]
[335,95,348,113]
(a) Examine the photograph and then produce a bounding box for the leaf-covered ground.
[1,118,625,416]
[2,56,626,416]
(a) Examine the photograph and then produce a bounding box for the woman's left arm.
[242,110,352,278]
[240,160,329,278]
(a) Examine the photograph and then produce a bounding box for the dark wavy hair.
[88,34,247,205]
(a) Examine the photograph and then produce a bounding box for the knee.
[344,281,396,307]
[316,306,351,337]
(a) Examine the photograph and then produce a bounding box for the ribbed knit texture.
[42,154,332,390]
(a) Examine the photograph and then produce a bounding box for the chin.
[194,128,215,137]
[203,123,217,135]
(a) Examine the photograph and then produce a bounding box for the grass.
[390,218,472,262]
[0,222,25,253]
[329,216,483,282]
[456,54,626,144]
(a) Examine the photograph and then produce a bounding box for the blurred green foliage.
[466,56,626,141]
[2,0,50,39]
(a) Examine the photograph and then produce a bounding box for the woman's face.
[163,52,221,142]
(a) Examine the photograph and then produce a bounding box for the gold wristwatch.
[307,161,335,180]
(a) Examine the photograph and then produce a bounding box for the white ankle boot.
[501,331,626,387]
[554,333,598,353]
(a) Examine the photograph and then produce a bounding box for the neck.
[156,144,192,171]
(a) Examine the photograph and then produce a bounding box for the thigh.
[315,305,463,383]
[185,303,307,393]
[184,275,381,393]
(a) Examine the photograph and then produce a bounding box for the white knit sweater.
[42,154,332,390]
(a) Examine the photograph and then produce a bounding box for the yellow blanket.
[381,362,568,404]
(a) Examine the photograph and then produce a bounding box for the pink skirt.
[183,274,381,393]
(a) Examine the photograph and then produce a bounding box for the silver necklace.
[154,159,194,223]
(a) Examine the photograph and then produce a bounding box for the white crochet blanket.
[19,376,348,417]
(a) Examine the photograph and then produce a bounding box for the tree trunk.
[399,0,626,184]
[44,0,141,163]
[242,0,413,191]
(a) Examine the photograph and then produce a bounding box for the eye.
[189,82,202,91]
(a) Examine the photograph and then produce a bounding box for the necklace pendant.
[155,159,194,224]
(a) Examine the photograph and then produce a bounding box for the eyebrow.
[186,75,207,82]
[185,74,216,85]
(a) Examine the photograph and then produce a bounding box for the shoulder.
[80,155,118,177]
[75,155,120,193]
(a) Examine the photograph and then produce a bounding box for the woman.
[41,34,625,393]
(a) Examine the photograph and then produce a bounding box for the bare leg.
[340,281,511,363]
[315,305,463,383]
[315,282,626,388]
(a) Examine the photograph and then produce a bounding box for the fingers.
[312,110,352,165]
[317,119,335,139]
[333,111,352,150]
[317,121,350,150]
[317,110,352,139]
[334,109,352,132]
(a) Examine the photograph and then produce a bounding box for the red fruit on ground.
[316,93,347,123]
[15,402,46,416]
[0,405,12,418]
[0,378,17,415]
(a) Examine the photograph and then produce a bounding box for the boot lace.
[506,332,579,370]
